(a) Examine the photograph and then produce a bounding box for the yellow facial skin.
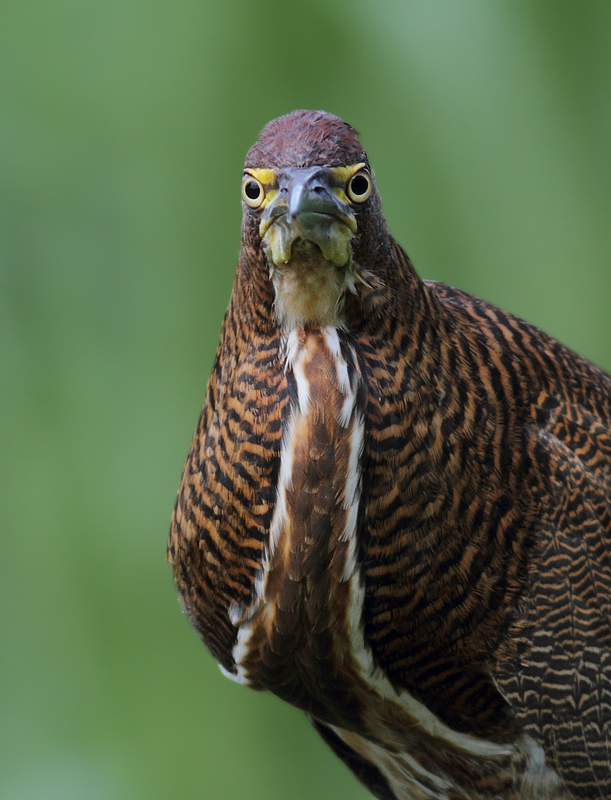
[242,163,370,267]
[243,163,367,213]
[241,163,372,328]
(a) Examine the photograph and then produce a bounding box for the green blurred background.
[2,1,610,798]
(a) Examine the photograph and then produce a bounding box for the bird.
[168,110,611,800]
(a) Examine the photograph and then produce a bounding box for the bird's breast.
[222,326,367,725]
[171,321,566,798]
[216,330,558,799]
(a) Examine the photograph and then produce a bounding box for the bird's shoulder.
[427,280,611,424]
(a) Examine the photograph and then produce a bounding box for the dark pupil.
[245,181,261,200]
[351,174,369,196]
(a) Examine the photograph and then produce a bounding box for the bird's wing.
[430,283,611,797]
[498,388,611,798]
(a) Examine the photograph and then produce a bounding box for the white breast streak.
[323,329,517,761]
[328,329,515,763]
[325,727,563,800]
[520,735,565,797]
[328,725,453,800]
[343,564,515,759]
[219,625,254,685]
[225,329,355,686]
[320,327,364,585]
[267,414,295,559]
[221,333,304,686]
[323,334,499,767]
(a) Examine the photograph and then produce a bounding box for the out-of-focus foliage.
[1,2,610,798]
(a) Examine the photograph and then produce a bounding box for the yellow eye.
[241,174,265,208]
[347,169,372,203]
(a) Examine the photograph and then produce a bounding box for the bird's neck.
[230,231,439,345]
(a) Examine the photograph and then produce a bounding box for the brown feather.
[169,110,611,800]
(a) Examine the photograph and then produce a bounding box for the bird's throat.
[269,240,358,329]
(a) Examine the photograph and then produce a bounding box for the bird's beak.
[259,167,357,267]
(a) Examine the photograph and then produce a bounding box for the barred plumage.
[168,110,611,799]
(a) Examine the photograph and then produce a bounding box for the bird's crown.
[245,109,368,169]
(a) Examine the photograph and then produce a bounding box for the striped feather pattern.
[169,111,611,799]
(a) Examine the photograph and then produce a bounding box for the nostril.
[313,186,325,195]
